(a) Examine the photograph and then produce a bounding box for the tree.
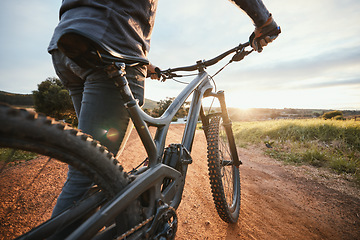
[32,77,77,125]
[151,97,189,121]
[322,110,343,120]
[152,97,174,117]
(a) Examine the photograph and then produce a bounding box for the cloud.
[215,44,360,91]
[150,0,253,64]
[296,78,360,89]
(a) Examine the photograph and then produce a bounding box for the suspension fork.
[205,90,242,166]
[199,105,209,139]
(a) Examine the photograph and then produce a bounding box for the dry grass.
[232,119,360,184]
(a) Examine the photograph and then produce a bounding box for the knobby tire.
[0,104,137,239]
[206,115,241,223]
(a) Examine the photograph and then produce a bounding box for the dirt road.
[120,124,360,240]
[1,124,359,239]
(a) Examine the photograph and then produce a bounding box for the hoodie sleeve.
[229,0,271,27]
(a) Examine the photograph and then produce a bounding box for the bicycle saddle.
[57,29,149,68]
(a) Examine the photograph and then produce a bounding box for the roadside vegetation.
[0,148,38,169]
[232,118,360,184]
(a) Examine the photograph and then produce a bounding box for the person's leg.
[51,165,94,217]
[50,50,146,217]
[76,68,131,154]
[51,50,93,217]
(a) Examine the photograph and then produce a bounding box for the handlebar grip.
[155,67,162,79]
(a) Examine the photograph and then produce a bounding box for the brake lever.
[231,48,253,62]
[159,70,183,82]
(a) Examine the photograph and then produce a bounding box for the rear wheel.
[206,115,241,223]
[0,104,131,239]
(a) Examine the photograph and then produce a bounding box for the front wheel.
[206,115,241,223]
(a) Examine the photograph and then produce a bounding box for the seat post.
[105,62,135,104]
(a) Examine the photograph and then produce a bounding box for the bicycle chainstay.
[116,203,178,240]
[117,216,154,240]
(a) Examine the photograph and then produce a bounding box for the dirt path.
[120,125,360,240]
[1,124,360,239]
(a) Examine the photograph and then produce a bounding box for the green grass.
[0,148,38,166]
[232,119,360,183]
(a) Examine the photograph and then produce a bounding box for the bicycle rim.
[0,104,129,239]
[206,115,241,223]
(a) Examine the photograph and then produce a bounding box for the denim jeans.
[50,50,146,217]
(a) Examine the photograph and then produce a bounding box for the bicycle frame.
[6,35,252,239]
[17,40,251,239]
[28,32,248,238]
[67,62,237,239]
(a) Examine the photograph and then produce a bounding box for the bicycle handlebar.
[160,41,251,79]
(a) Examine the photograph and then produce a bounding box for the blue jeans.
[51,50,146,217]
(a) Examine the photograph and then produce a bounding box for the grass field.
[232,119,360,184]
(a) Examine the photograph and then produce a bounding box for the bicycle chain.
[116,215,154,240]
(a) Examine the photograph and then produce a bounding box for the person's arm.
[230,0,270,27]
[229,0,281,52]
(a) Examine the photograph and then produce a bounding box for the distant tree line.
[0,91,34,106]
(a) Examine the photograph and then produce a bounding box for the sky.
[0,0,359,110]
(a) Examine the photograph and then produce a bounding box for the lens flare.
[105,128,119,142]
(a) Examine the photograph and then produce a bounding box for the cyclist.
[48,0,280,217]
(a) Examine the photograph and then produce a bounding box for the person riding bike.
[48,0,280,217]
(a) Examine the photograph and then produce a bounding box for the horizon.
[2,90,359,112]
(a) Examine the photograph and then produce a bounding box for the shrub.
[322,110,343,120]
[334,115,345,120]
[32,77,77,126]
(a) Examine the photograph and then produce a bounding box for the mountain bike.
[0,30,253,239]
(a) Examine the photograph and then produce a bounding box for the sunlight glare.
[104,128,119,142]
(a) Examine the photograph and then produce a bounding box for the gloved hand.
[146,63,161,80]
[250,14,281,53]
